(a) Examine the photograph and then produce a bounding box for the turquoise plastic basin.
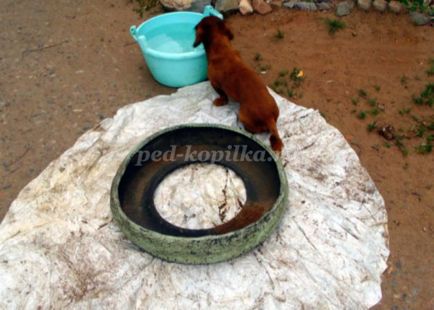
[130,6,222,88]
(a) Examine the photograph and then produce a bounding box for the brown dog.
[193,16,283,153]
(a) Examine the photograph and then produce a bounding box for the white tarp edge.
[0,82,389,309]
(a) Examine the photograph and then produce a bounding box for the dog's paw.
[213,97,228,106]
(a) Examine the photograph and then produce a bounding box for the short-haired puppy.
[193,17,283,153]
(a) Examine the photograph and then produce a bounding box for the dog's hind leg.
[239,111,264,133]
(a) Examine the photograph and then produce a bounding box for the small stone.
[160,0,193,10]
[190,0,214,12]
[215,0,239,12]
[378,125,395,141]
[373,0,386,11]
[409,12,430,26]
[357,0,372,10]
[388,0,403,13]
[283,0,297,9]
[269,0,283,7]
[336,1,352,16]
[82,123,93,132]
[317,2,332,10]
[294,1,317,10]
[252,0,273,14]
[239,0,254,14]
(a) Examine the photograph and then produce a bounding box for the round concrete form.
[110,124,288,264]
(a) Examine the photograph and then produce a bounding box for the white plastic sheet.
[0,82,389,309]
[154,163,246,229]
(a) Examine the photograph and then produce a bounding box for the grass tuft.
[399,108,411,116]
[324,18,346,35]
[131,0,159,17]
[367,121,377,132]
[274,29,285,40]
[415,135,433,154]
[367,98,378,107]
[358,89,368,98]
[427,58,434,76]
[357,111,367,120]
[413,83,434,107]
[254,53,263,62]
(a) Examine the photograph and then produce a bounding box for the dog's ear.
[220,22,234,41]
[193,25,204,47]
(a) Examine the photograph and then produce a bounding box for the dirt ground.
[0,0,433,308]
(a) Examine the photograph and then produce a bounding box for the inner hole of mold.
[153,163,247,230]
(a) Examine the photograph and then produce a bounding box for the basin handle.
[130,25,147,50]
[130,25,139,41]
[203,5,223,19]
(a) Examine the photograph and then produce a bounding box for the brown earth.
[0,0,433,308]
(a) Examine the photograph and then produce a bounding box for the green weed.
[254,53,263,62]
[357,111,367,120]
[427,58,434,76]
[400,75,408,87]
[259,64,271,72]
[415,123,426,137]
[415,135,433,154]
[399,108,411,115]
[395,135,409,156]
[274,29,285,40]
[279,70,289,77]
[413,83,434,107]
[289,67,304,85]
[369,107,380,116]
[358,89,368,98]
[324,18,346,35]
[351,97,359,105]
[367,121,377,132]
[131,0,158,17]
[367,98,378,107]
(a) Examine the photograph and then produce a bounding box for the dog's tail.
[213,202,268,234]
[268,119,283,154]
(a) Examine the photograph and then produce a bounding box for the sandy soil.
[0,0,433,308]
